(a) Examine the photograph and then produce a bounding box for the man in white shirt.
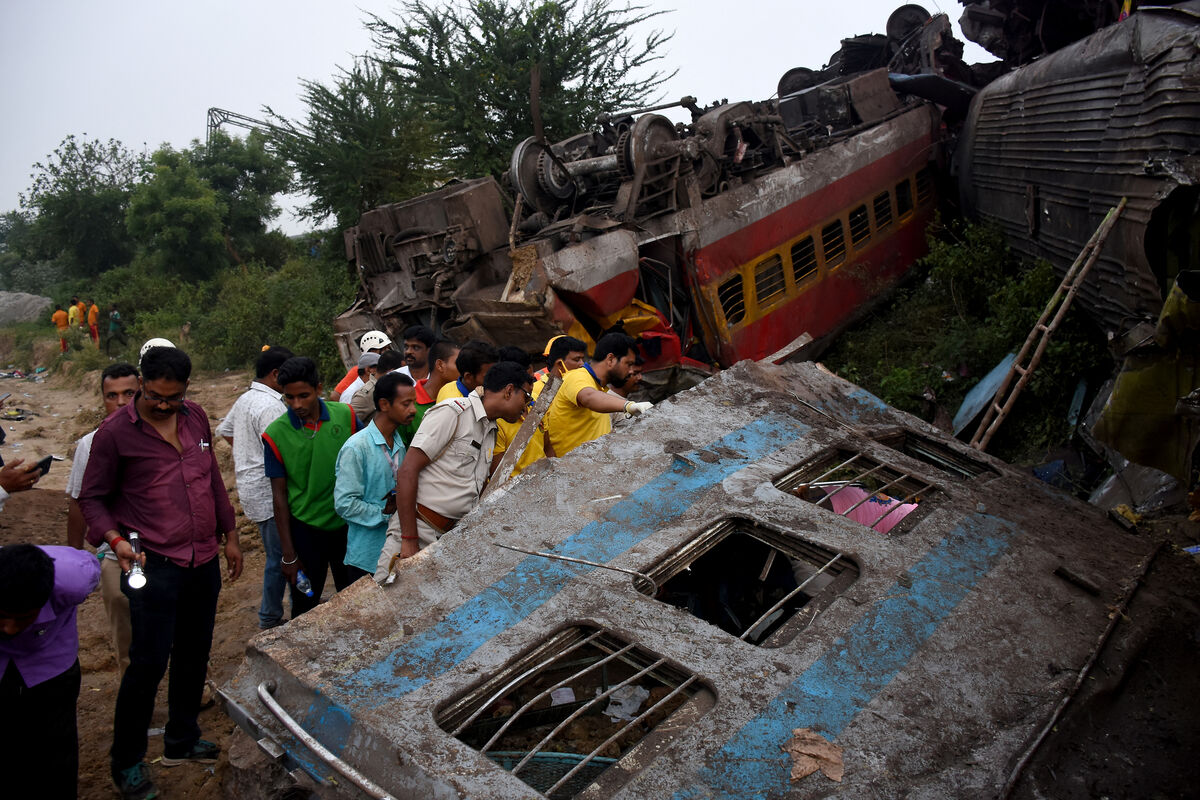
[65,361,140,671]
[215,346,293,629]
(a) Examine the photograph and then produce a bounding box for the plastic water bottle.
[294,570,315,598]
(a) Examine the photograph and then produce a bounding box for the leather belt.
[416,504,459,537]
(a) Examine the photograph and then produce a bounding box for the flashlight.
[127,531,147,590]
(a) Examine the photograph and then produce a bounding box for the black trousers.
[289,516,350,617]
[0,658,81,799]
[111,552,221,771]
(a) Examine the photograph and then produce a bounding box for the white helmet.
[359,330,392,351]
[139,338,176,362]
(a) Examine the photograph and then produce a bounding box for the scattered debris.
[781,727,844,783]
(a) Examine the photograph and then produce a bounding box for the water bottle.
[294,569,314,598]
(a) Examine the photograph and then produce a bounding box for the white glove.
[624,401,653,417]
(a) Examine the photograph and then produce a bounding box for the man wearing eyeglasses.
[77,345,242,800]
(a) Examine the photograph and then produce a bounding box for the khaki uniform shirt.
[407,390,496,519]
[351,375,378,426]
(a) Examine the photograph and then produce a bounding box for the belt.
[416,504,460,537]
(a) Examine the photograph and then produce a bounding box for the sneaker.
[113,762,158,800]
[161,738,220,767]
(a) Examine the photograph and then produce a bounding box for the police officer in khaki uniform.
[375,362,532,579]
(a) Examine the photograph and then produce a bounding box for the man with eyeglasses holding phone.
[77,345,242,800]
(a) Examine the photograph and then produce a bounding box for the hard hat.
[139,338,176,362]
[359,330,392,350]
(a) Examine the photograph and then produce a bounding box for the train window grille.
[435,625,713,799]
[848,204,871,248]
[873,191,893,230]
[790,235,818,285]
[754,253,787,307]
[821,219,846,268]
[872,430,997,481]
[774,448,940,535]
[896,179,914,218]
[637,518,857,648]
[717,273,746,325]
[915,166,934,206]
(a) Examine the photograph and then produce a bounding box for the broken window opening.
[849,204,871,248]
[754,253,787,307]
[871,430,997,480]
[821,219,847,268]
[774,448,940,534]
[717,272,746,325]
[638,519,858,648]
[436,626,712,800]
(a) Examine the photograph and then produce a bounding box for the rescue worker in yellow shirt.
[545,332,652,457]
[492,335,588,473]
[435,341,498,402]
[490,346,545,475]
[375,361,533,574]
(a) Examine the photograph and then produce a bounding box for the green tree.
[18,134,146,279]
[367,0,674,177]
[266,58,439,228]
[126,148,227,281]
[189,130,292,265]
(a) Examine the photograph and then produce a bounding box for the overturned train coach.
[337,8,971,389]
[217,361,1177,798]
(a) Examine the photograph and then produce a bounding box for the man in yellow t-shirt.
[545,332,652,457]
[67,296,81,329]
[494,335,589,473]
[435,341,498,402]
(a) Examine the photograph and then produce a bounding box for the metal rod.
[450,629,606,737]
[801,453,863,490]
[256,681,397,800]
[480,643,639,753]
[491,542,658,595]
[866,481,935,529]
[739,552,844,642]
[512,657,671,776]
[818,462,886,507]
[840,471,912,516]
[544,675,700,795]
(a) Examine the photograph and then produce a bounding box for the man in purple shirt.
[78,346,243,800]
[0,543,101,799]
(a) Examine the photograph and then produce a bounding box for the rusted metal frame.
[866,480,937,529]
[972,198,1126,450]
[999,542,1163,799]
[480,642,640,753]
[544,675,701,796]
[491,542,658,595]
[803,453,865,488]
[256,681,398,800]
[450,629,608,737]
[483,376,561,497]
[814,462,887,507]
[738,552,845,642]
[840,471,914,516]
[511,656,673,776]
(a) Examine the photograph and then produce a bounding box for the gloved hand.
[624,401,653,417]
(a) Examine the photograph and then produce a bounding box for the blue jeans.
[258,518,288,628]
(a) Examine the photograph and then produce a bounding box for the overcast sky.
[0,0,990,233]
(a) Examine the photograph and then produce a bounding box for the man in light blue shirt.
[335,372,418,581]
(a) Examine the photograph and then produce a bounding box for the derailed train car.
[217,362,1175,798]
[338,7,971,389]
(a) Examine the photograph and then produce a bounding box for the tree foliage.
[19,135,146,278]
[367,0,674,177]
[266,58,439,228]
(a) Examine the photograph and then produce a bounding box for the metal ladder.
[970,198,1127,451]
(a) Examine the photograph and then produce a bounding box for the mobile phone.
[34,455,53,476]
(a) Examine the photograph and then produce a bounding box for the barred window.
[754,254,787,307]
[717,272,746,325]
[790,236,818,285]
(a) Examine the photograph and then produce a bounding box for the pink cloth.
[822,485,919,533]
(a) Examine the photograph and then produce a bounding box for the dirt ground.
[3,365,1199,798]
[0,365,262,799]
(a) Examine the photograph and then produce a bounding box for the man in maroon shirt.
[79,346,242,800]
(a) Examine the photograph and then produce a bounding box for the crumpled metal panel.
[957,4,1200,332]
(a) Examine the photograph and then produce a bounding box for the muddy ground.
[2,365,1198,798]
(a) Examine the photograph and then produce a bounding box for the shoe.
[113,762,158,799]
[161,738,220,766]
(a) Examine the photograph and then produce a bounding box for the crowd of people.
[50,296,126,354]
[0,323,653,800]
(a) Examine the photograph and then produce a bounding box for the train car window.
[821,219,846,268]
[790,236,818,285]
[873,191,892,230]
[896,179,913,218]
[717,272,746,325]
[754,254,787,307]
[849,205,871,248]
[915,166,934,206]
